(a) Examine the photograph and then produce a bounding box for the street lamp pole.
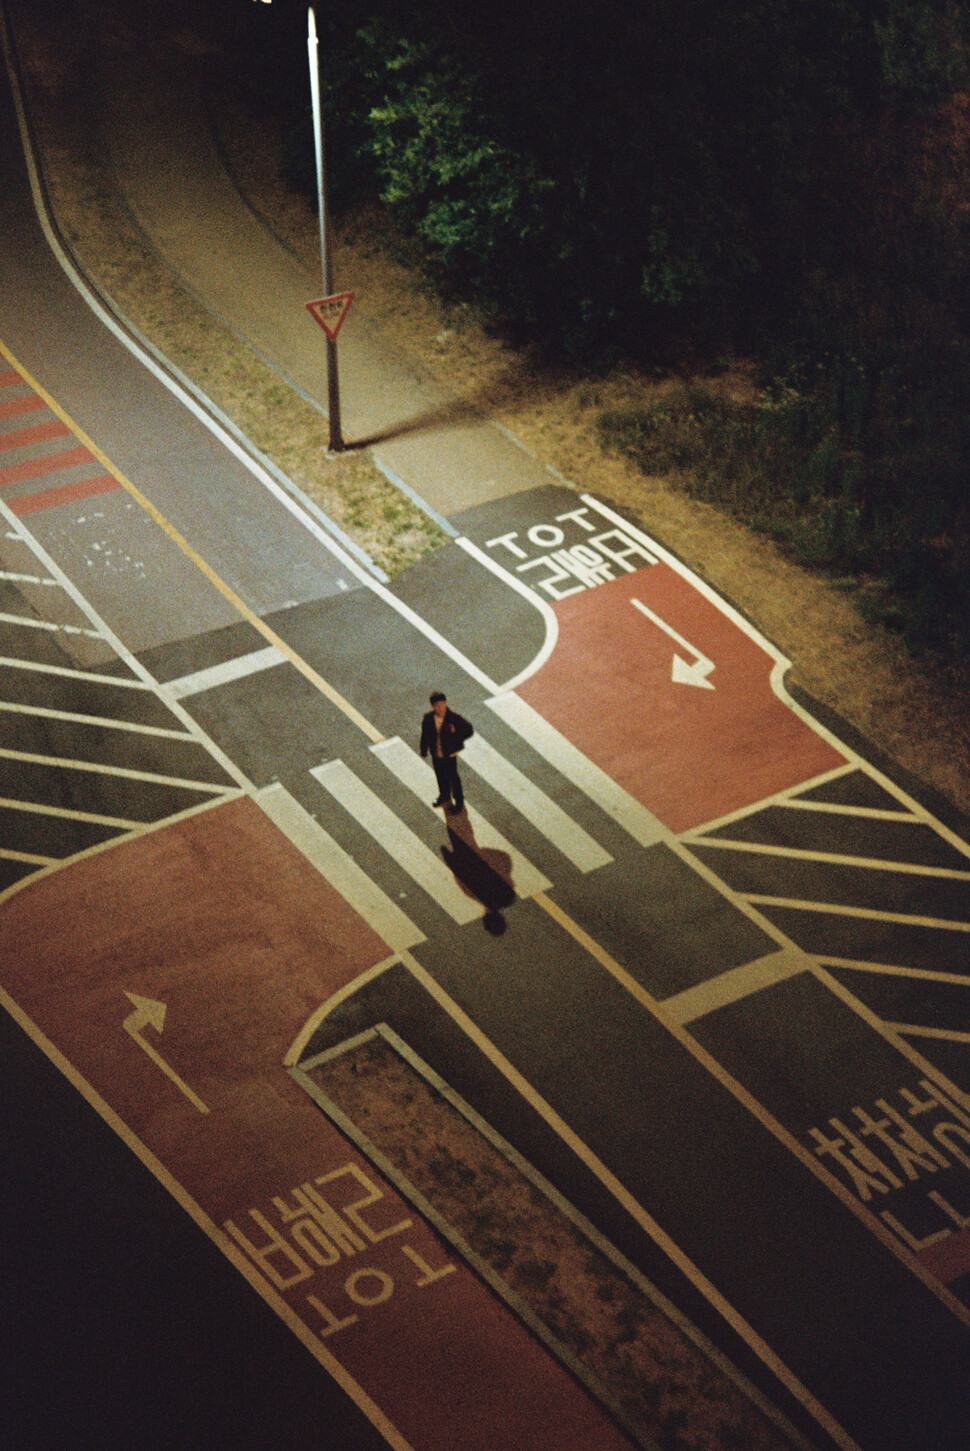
[307,7,343,452]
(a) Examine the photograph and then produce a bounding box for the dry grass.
[311,1034,797,1451]
[209,86,970,818]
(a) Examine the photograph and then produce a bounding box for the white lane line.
[0,610,101,638]
[691,837,970,880]
[681,766,884,839]
[777,799,920,822]
[370,738,553,898]
[817,957,970,988]
[282,955,402,1068]
[459,734,611,873]
[888,1023,970,1045]
[486,691,666,849]
[661,949,811,1026]
[0,794,140,829]
[0,655,152,688]
[0,570,58,586]
[746,894,970,932]
[164,646,287,700]
[0,746,232,793]
[454,535,559,690]
[0,846,54,865]
[0,699,193,738]
[256,783,424,952]
[311,760,485,925]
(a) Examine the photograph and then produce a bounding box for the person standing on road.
[420,691,473,814]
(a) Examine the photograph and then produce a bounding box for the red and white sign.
[306,292,355,341]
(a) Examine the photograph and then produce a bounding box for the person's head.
[430,690,447,719]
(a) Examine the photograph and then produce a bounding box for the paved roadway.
[3,6,970,1450]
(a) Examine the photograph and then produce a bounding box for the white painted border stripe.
[370,737,552,897]
[486,691,666,849]
[661,949,810,1025]
[165,646,287,700]
[461,733,611,872]
[746,894,970,932]
[454,535,559,690]
[311,760,484,925]
[692,837,970,880]
[0,746,231,794]
[0,698,193,738]
[0,653,151,688]
[0,793,140,829]
[256,782,425,950]
[0,609,100,637]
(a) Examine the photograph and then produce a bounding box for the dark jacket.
[420,707,473,759]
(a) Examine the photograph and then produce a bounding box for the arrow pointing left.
[123,991,209,1114]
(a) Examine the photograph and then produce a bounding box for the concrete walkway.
[97,33,555,523]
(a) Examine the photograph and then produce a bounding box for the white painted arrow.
[122,991,209,1114]
[631,597,715,690]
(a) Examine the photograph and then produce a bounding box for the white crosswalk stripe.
[257,782,424,951]
[487,691,666,849]
[459,733,611,873]
[370,737,552,898]
[311,759,485,925]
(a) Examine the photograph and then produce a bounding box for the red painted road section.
[0,797,632,1451]
[0,363,122,511]
[519,565,846,833]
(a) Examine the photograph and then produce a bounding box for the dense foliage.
[231,0,970,660]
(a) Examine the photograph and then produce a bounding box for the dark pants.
[432,754,463,809]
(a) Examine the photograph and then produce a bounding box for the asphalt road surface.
[2,9,970,1451]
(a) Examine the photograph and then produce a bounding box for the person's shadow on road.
[441,812,515,936]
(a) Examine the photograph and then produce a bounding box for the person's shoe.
[447,803,463,815]
[432,796,449,808]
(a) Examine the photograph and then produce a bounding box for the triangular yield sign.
[306,291,354,341]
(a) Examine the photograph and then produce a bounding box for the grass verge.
[307,1031,801,1451]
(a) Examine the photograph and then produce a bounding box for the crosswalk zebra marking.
[370,737,552,898]
[311,759,485,925]
[256,782,425,952]
[460,734,611,873]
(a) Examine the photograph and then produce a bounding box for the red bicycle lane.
[0,794,633,1451]
[516,558,846,833]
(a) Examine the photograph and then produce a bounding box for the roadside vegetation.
[236,0,970,666]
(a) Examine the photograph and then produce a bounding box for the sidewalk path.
[97,34,553,521]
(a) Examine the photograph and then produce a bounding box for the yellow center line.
[0,338,383,744]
